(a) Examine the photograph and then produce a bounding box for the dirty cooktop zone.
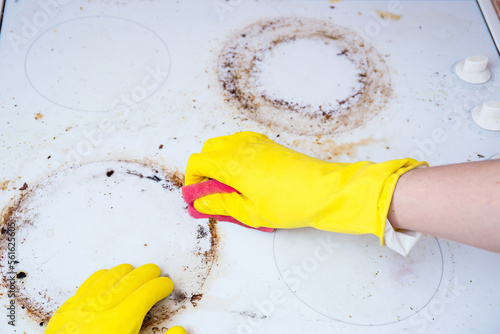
[1,1,500,334]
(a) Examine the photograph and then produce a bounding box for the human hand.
[44,263,185,334]
[184,132,427,244]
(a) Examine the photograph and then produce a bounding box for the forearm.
[387,160,500,252]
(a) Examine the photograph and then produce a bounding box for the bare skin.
[387,159,500,253]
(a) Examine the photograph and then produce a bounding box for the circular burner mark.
[25,16,170,112]
[0,161,217,332]
[218,17,392,135]
[273,229,444,326]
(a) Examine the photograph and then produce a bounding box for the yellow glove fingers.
[194,192,230,215]
[194,192,259,228]
[74,269,109,296]
[186,132,273,186]
[78,263,134,303]
[59,269,108,308]
[45,264,178,334]
[119,276,174,320]
[185,152,219,185]
[165,326,187,334]
[199,134,228,153]
[88,263,162,311]
[200,131,269,153]
[46,268,110,323]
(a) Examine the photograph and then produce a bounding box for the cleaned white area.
[274,228,443,325]
[255,38,362,109]
[25,17,170,111]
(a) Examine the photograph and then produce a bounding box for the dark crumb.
[127,170,163,183]
[17,271,27,279]
[127,170,144,178]
[19,183,28,191]
[197,225,208,239]
[477,154,484,158]
[47,156,51,159]
[171,290,188,303]
[39,322,44,327]
[330,5,335,8]
[190,294,203,307]
[106,170,114,177]
[146,175,161,182]
[1,227,6,234]
[238,311,267,319]
[159,144,163,149]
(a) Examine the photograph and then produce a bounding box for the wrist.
[387,167,420,230]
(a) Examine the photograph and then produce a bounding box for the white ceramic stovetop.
[1,1,500,333]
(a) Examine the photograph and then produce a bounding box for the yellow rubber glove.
[44,263,185,334]
[186,132,427,245]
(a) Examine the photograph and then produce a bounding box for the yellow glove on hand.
[44,263,185,334]
[185,132,427,245]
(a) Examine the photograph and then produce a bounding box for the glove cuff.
[378,160,428,246]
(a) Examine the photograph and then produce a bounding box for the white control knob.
[455,55,491,84]
[471,101,500,131]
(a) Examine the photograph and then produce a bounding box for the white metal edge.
[478,0,500,50]
[0,0,5,31]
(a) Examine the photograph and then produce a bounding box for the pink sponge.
[182,179,274,233]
